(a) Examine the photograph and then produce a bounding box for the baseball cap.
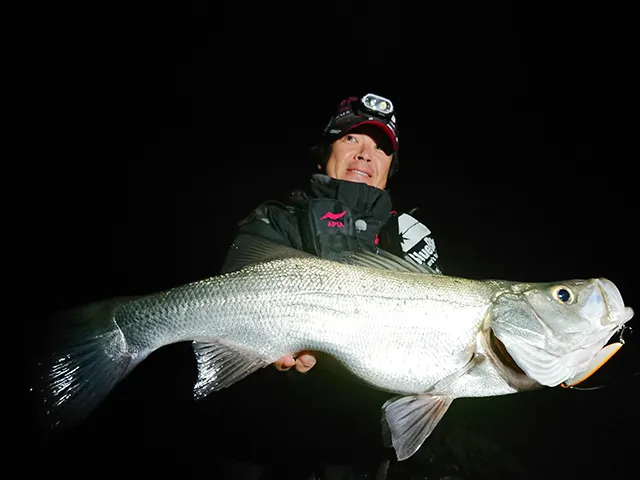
[322,93,399,153]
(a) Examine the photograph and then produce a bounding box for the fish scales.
[117,257,499,393]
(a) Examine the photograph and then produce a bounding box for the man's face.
[324,125,394,190]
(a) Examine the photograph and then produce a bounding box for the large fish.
[33,239,634,461]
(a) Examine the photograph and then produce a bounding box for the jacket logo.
[320,210,346,228]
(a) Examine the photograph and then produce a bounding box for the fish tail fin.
[33,298,135,430]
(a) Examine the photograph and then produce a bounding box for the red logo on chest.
[320,210,347,228]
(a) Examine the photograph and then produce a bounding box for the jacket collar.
[307,174,392,224]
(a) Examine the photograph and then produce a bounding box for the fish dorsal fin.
[336,248,439,275]
[227,236,437,275]
[191,340,270,400]
[228,237,315,271]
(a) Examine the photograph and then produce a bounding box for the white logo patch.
[397,213,441,272]
[398,213,431,252]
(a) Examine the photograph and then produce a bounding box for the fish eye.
[552,286,575,304]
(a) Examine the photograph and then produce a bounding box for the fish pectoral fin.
[382,393,454,461]
[427,352,485,392]
[191,340,269,400]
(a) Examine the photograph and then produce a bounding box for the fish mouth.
[595,278,635,326]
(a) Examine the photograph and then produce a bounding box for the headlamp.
[360,93,394,117]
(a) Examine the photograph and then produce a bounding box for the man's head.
[313,93,400,190]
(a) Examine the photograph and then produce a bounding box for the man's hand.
[274,352,316,373]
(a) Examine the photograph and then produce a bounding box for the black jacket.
[221,174,441,274]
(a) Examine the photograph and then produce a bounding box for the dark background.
[21,1,637,478]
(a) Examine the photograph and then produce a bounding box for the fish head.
[488,278,634,388]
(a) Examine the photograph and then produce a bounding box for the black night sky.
[23,2,638,479]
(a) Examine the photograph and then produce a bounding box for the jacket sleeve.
[220,200,302,274]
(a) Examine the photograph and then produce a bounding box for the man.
[221,93,442,375]
[217,93,444,479]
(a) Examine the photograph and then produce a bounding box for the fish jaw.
[489,278,634,388]
[595,278,635,327]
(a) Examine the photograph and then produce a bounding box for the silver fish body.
[35,241,634,461]
[120,257,501,395]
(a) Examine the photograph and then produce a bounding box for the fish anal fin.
[382,393,454,461]
[192,340,269,400]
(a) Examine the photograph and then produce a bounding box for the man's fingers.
[295,352,317,373]
[274,355,296,371]
[274,352,317,373]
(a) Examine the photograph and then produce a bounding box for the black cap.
[322,94,399,153]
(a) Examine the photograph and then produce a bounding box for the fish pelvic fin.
[381,354,484,461]
[382,393,454,462]
[33,298,135,430]
[192,340,270,400]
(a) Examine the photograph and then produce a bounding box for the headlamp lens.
[361,93,394,116]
